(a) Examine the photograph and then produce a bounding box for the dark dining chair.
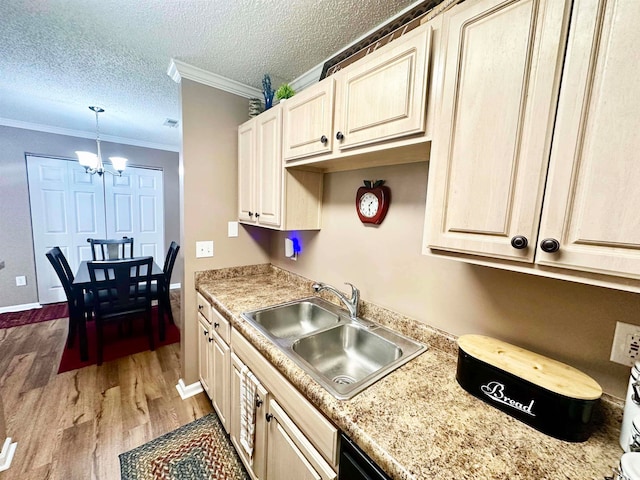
[45,247,90,358]
[152,241,180,325]
[87,256,154,365]
[87,237,134,260]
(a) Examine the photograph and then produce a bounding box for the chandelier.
[75,106,127,176]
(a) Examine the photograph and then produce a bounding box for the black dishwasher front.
[339,433,391,480]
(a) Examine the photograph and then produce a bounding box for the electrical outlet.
[611,321,640,366]
[195,240,214,258]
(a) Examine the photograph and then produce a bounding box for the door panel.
[537,0,640,277]
[28,156,105,303]
[424,0,571,261]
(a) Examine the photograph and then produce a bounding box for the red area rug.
[0,302,69,329]
[58,306,180,373]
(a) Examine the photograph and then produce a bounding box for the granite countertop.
[196,264,623,480]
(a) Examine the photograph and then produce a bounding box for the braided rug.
[120,413,249,480]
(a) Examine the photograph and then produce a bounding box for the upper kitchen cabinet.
[282,77,335,161]
[424,0,640,292]
[537,0,640,279]
[283,20,436,172]
[238,105,323,231]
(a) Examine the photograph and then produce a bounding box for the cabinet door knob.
[208,337,213,343]
[510,235,528,249]
[265,413,273,422]
[336,131,344,141]
[214,322,219,328]
[248,211,253,217]
[255,213,260,218]
[203,330,208,336]
[540,238,560,253]
[198,304,203,310]
[320,135,328,144]
[255,396,263,408]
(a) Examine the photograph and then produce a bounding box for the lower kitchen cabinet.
[266,399,336,480]
[230,328,339,480]
[196,294,231,433]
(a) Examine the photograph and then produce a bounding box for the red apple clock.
[356,180,390,224]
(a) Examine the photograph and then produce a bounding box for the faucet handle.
[344,282,359,300]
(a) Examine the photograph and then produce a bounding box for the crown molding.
[290,64,323,93]
[0,118,179,152]
[168,59,262,99]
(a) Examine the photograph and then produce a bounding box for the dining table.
[72,258,166,361]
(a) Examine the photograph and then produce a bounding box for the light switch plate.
[195,241,214,258]
[228,221,238,237]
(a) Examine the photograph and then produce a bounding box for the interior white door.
[27,156,106,304]
[28,157,165,304]
[104,166,164,259]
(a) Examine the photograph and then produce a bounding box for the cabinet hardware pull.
[265,413,273,422]
[255,396,263,408]
[510,235,528,249]
[540,238,560,253]
[320,135,328,144]
[255,213,260,218]
[214,322,219,328]
[203,330,208,336]
[198,304,203,310]
[336,131,344,141]
[248,211,253,217]
[208,337,213,343]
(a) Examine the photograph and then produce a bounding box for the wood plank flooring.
[0,293,213,480]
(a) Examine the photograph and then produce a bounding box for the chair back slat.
[162,241,180,288]
[45,247,76,304]
[88,257,152,317]
[87,237,134,260]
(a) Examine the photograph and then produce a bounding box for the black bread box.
[456,334,602,442]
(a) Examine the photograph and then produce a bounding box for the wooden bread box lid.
[458,334,602,400]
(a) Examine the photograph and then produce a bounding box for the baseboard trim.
[0,302,41,314]
[0,437,17,472]
[175,378,204,400]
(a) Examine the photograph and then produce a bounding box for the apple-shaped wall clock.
[356,180,391,224]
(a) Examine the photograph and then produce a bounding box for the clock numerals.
[356,182,390,224]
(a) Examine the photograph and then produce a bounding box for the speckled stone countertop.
[196,264,623,480]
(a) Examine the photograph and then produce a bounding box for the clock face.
[358,192,379,218]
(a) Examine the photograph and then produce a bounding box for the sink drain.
[333,375,356,385]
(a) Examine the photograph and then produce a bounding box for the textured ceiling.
[0,0,422,150]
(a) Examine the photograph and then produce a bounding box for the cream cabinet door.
[197,313,210,395]
[238,119,256,222]
[333,25,431,151]
[536,0,640,278]
[266,400,336,480]
[283,78,335,161]
[210,329,230,433]
[424,0,572,262]
[256,107,282,227]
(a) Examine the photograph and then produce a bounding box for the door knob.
[510,236,528,249]
[214,322,219,328]
[336,131,344,141]
[320,135,328,144]
[540,238,560,253]
[265,413,273,422]
[248,211,253,217]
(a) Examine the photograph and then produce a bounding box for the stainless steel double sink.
[241,297,427,400]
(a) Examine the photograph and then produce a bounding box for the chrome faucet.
[312,282,360,320]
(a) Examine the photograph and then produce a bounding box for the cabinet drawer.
[211,305,230,344]
[232,328,339,468]
[196,291,212,323]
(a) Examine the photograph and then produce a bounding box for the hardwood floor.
[0,292,213,480]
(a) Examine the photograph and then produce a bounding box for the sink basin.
[241,297,427,399]
[243,297,340,339]
[292,324,402,385]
